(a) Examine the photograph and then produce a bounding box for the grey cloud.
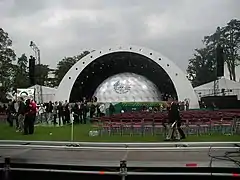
[0,0,240,71]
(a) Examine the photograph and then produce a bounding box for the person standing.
[109,103,115,116]
[82,98,87,124]
[89,101,95,118]
[72,102,80,124]
[24,99,37,135]
[24,99,31,135]
[79,101,83,124]
[57,101,64,126]
[64,102,70,124]
[17,97,25,132]
[13,100,19,130]
[6,100,14,127]
[53,102,58,126]
[46,101,53,123]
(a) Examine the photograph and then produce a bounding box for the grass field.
[0,123,239,142]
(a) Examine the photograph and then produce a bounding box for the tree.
[0,28,16,102]
[35,64,50,86]
[204,19,240,81]
[12,54,30,88]
[54,51,90,86]
[187,47,217,87]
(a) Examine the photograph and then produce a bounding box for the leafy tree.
[12,53,30,88]
[0,28,16,102]
[204,19,240,81]
[35,64,50,86]
[187,47,217,87]
[54,51,90,86]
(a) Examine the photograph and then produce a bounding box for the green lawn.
[0,123,239,142]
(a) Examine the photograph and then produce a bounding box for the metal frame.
[1,141,239,179]
[5,168,240,176]
[0,144,239,151]
[1,160,239,178]
[30,41,43,104]
[54,45,199,109]
[0,140,239,147]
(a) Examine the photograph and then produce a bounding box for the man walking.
[165,102,186,141]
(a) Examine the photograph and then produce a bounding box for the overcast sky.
[0,0,240,72]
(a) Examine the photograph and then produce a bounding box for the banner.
[17,88,35,101]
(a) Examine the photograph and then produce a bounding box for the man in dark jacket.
[167,102,186,140]
[17,97,25,132]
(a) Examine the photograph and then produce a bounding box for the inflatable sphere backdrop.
[93,72,162,102]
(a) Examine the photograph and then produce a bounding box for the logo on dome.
[113,80,131,94]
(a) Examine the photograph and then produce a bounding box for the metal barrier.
[0,140,239,147]
[0,144,239,151]
[1,158,239,180]
[1,142,239,179]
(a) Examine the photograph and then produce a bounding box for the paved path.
[0,145,239,168]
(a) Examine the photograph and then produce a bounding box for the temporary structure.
[194,77,240,100]
[28,85,57,103]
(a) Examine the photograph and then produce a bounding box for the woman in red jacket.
[24,99,37,135]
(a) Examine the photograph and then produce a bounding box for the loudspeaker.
[216,44,224,77]
[29,56,36,85]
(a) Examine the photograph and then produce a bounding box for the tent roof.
[28,84,57,94]
[194,77,240,90]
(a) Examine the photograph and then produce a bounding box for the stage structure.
[55,45,199,109]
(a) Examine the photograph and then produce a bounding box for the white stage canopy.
[28,85,57,103]
[194,77,240,100]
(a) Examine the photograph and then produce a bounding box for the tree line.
[187,19,240,87]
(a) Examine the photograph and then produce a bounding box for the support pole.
[3,157,11,180]
[71,113,74,142]
[213,77,219,96]
[120,160,127,180]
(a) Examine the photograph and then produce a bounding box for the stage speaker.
[216,44,224,77]
[29,56,36,85]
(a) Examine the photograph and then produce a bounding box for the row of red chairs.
[107,111,240,119]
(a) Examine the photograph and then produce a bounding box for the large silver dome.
[93,72,162,102]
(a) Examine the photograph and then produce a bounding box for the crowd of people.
[5,96,108,135]
[38,97,108,125]
[6,97,37,135]
[3,94,187,140]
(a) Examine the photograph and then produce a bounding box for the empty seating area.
[91,110,240,136]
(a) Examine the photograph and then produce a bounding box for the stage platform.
[0,141,239,169]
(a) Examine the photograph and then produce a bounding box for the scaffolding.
[30,41,43,104]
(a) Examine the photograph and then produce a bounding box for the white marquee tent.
[194,77,240,100]
[28,85,57,103]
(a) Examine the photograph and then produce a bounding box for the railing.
[0,141,239,180]
[0,140,239,147]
